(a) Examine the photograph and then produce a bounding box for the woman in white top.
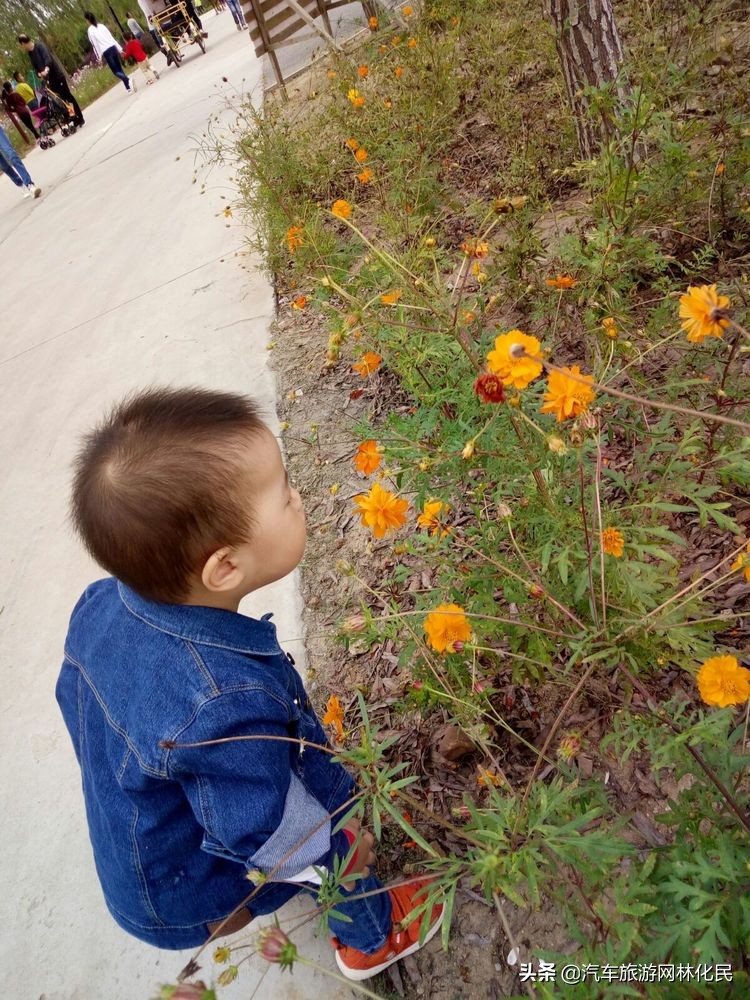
[84,12,133,93]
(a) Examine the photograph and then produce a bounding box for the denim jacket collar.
[117,582,283,656]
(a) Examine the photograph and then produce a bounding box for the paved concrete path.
[0,13,356,1000]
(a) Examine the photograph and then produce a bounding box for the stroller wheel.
[61,126,69,137]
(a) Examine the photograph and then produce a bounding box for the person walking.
[125,10,145,40]
[84,13,134,94]
[2,81,40,140]
[0,124,41,198]
[122,33,159,86]
[17,34,84,128]
[225,0,248,31]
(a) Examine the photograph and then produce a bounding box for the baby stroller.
[32,83,78,149]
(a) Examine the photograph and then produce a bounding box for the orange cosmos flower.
[392,35,402,46]
[323,695,345,739]
[345,137,360,150]
[354,481,409,538]
[678,284,730,342]
[540,365,596,422]
[477,768,502,788]
[546,274,578,289]
[403,5,414,14]
[380,289,403,305]
[286,225,304,253]
[352,351,382,377]
[354,147,369,163]
[394,66,404,78]
[408,37,418,48]
[354,440,382,475]
[357,167,373,184]
[461,240,489,258]
[332,199,352,219]
[369,15,378,29]
[347,88,365,107]
[383,98,393,109]
[379,43,388,54]
[451,15,460,26]
[486,331,543,389]
[601,527,624,557]
[358,64,369,78]
[731,545,750,582]
[474,373,505,403]
[327,69,337,79]
[291,295,307,310]
[697,655,750,708]
[424,604,471,653]
[417,499,451,538]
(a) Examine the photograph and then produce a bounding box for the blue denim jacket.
[56,578,355,949]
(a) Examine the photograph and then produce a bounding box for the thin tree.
[545,0,628,159]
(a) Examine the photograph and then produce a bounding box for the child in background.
[57,387,443,981]
[122,32,159,85]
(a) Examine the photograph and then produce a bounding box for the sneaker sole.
[335,907,444,982]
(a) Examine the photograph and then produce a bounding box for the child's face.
[192,430,306,608]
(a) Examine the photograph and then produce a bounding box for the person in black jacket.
[17,34,85,128]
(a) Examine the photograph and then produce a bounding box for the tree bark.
[546,0,627,159]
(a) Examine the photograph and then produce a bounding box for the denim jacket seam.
[184,640,220,696]
[164,686,293,780]
[105,896,217,932]
[195,774,216,839]
[117,746,132,783]
[118,589,283,656]
[130,807,164,925]
[64,650,165,778]
[76,671,85,756]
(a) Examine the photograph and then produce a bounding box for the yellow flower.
[223,205,233,218]
[354,147,369,163]
[358,64,369,78]
[601,527,624,557]
[369,15,378,29]
[731,546,750,582]
[332,199,352,219]
[540,365,596,422]
[392,35,402,46]
[218,967,239,986]
[679,284,730,342]
[424,604,471,653]
[357,167,373,184]
[323,695,345,739]
[354,481,409,538]
[327,69,337,78]
[716,162,725,175]
[380,289,403,305]
[354,440,382,475]
[697,655,750,708]
[477,768,502,788]
[345,137,360,150]
[461,239,489,258]
[601,317,618,339]
[417,499,451,537]
[486,331,543,389]
[213,946,231,964]
[461,440,475,459]
[546,274,578,289]
[347,88,365,107]
[286,225,304,253]
[383,98,393,109]
[408,37,418,48]
[352,351,382,377]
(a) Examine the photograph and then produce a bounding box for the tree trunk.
[546,0,627,159]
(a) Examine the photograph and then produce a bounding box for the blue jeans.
[226,0,245,25]
[0,126,33,187]
[103,46,131,89]
[247,873,392,953]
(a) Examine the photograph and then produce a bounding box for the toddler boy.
[57,387,442,981]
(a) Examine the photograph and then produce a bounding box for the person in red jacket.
[122,32,160,85]
[2,80,40,139]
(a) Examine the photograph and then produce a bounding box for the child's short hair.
[71,387,267,603]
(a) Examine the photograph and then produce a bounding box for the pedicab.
[140,0,207,66]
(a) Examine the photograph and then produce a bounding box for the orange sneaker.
[333,878,444,982]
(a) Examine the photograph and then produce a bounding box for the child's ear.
[201,547,244,593]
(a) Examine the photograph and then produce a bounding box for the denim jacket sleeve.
[165,689,349,879]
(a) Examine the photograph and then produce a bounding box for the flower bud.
[341,613,366,634]
[259,927,299,969]
[547,435,567,455]
[462,440,476,459]
[497,502,512,519]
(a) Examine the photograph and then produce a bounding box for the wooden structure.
[240,0,401,94]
